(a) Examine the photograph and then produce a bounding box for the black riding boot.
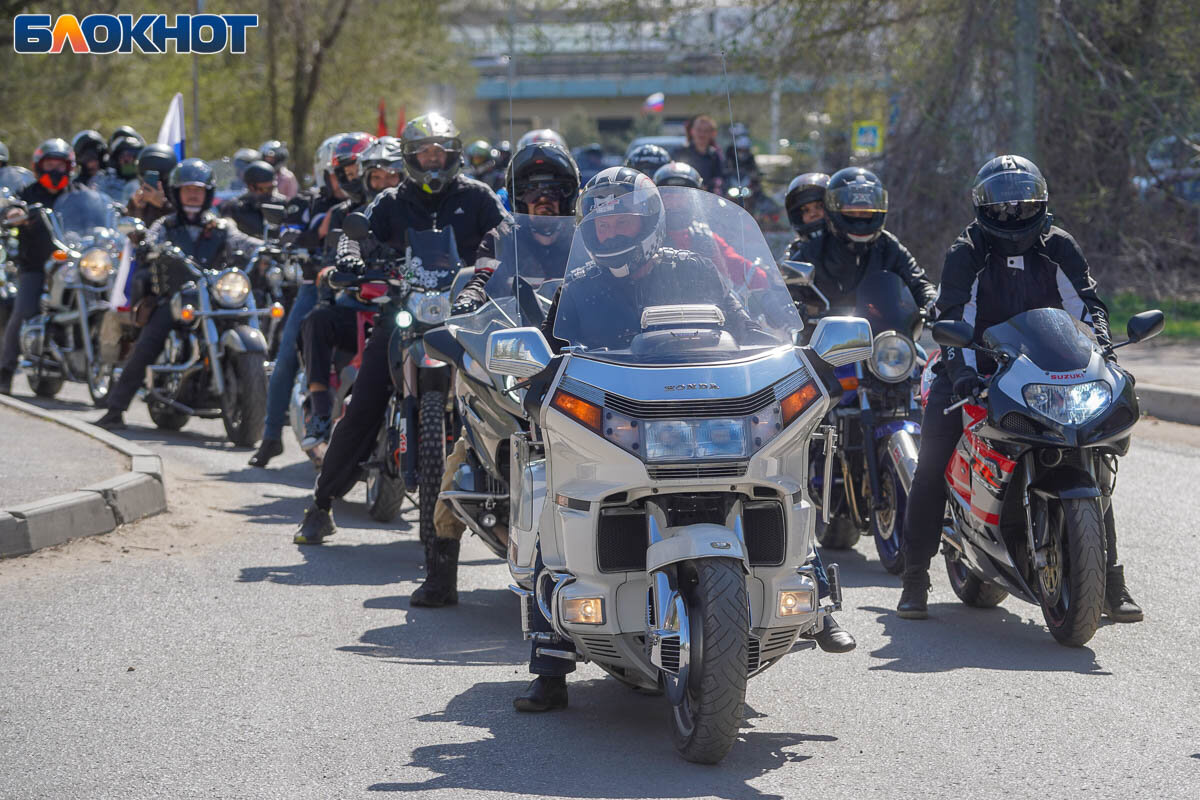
[411,538,460,607]
[897,566,930,619]
[1103,502,1143,622]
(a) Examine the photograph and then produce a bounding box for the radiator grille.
[743,501,786,566]
[659,638,681,672]
[1001,412,1039,436]
[647,462,749,480]
[579,635,620,660]
[597,509,647,572]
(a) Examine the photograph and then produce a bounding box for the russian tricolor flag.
[156,92,186,161]
[643,92,665,113]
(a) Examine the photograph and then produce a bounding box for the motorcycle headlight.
[867,331,915,383]
[643,418,750,461]
[212,269,251,308]
[407,290,451,325]
[1023,380,1111,426]
[395,310,414,329]
[79,248,114,284]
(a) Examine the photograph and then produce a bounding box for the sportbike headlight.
[79,248,114,284]
[212,269,251,308]
[1023,380,1111,426]
[868,331,915,383]
[407,290,451,325]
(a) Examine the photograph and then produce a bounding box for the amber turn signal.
[269,303,285,319]
[781,383,819,427]
[550,390,603,431]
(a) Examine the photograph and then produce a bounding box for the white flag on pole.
[156,92,186,160]
[108,238,135,311]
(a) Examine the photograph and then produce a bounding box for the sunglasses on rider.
[518,180,573,204]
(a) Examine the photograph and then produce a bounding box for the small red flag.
[376,99,387,138]
[396,106,406,136]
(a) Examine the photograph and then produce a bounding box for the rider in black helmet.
[219,160,285,237]
[623,143,671,178]
[783,172,830,259]
[128,143,178,226]
[71,130,108,186]
[896,155,1141,623]
[259,139,298,199]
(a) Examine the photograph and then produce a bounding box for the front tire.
[816,513,860,550]
[366,398,405,522]
[87,325,113,406]
[670,558,749,765]
[221,352,267,447]
[417,390,446,547]
[944,544,1008,608]
[870,446,907,574]
[1040,498,1106,647]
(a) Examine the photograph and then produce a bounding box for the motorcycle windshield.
[981,307,1096,372]
[482,213,575,327]
[406,227,463,292]
[552,186,801,365]
[54,189,120,245]
[0,166,35,195]
[854,270,922,339]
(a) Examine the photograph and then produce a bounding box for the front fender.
[646,518,750,574]
[1029,465,1100,500]
[219,324,268,356]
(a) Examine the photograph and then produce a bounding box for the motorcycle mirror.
[486,327,553,379]
[779,260,816,286]
[261,203,286,225]
[1125,309,1165,344]
[117,216,144,236]
[809,316,873,367]
[932,320,974,350]
[279,227,300,246]
[342,212,370,242]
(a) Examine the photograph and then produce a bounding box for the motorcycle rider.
[127,144,178,227]
[897,154,1142,622]
[788,167,936,316]
[624,143,671,178]
[516,129,567,152]
[783,172,830,260]
[95,159,263,429]
[71,130,108,187]
[359,137,404,202]
[97,131,145,205]
[219,160,286,238]
[249,136,351,467]
[671,114,724,194]
[259,140,299,199]
[0,138,77,396]
[417,141,581,610]
[293,112,506,544]
[295,132,378,451]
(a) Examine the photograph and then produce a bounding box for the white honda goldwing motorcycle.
[486,188,872,763]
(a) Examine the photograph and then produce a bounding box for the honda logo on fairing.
[664,383,720,391]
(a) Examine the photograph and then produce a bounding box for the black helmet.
[971,155,1049,256]
[33,138,75,192]
[360,136,404,201]
[71,130,107,165]
[824,167,888,252]
[108,126,141,147]
[495,140,512,170]
[516,129,567,151]
[785,172,830,239]
[109,134,144,179]
[259,140,289,166]
[576,166,664,277]
[136,143,178,187]
[332,132,376,202]
[401,113,462,194]
[652,161,702,189]
[465,139,496,177]
[624,144,671,177]
[0,141,8,167]
[506,142,581,216]
[232,148,260,180]
[243,160,276,187]
[168,158,215,217]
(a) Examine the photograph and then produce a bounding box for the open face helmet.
[33,138,75,192]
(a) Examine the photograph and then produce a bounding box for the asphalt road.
[1,384,1198,800]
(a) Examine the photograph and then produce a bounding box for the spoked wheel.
[366,397,405,522]
[870,448,906,574]
[221,353,267,447]
[670,558,748,765]
[1039,498,1106,647]
[417,391,446,547]
[86,326,113,406]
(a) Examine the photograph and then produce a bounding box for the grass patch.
[1108,292,1200,339]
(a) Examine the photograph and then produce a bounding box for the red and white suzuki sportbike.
[928,307,1163,646]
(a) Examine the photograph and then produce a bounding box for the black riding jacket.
[14,182,74,275]
[937,221,1112,382]
[219,189,287,239]
[789,228,936,313]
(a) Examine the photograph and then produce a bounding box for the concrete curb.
[0,394,167,558]
[1137,383,1200,427]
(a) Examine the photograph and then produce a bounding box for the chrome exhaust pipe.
[887,428,920,494]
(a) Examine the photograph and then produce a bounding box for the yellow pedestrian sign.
[853,120,885,155]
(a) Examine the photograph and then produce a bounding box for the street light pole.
[192,0,204,153]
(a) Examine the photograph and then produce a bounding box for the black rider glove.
[335,254,364,274]
[450,272,490,316]
[952,372,987,401]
